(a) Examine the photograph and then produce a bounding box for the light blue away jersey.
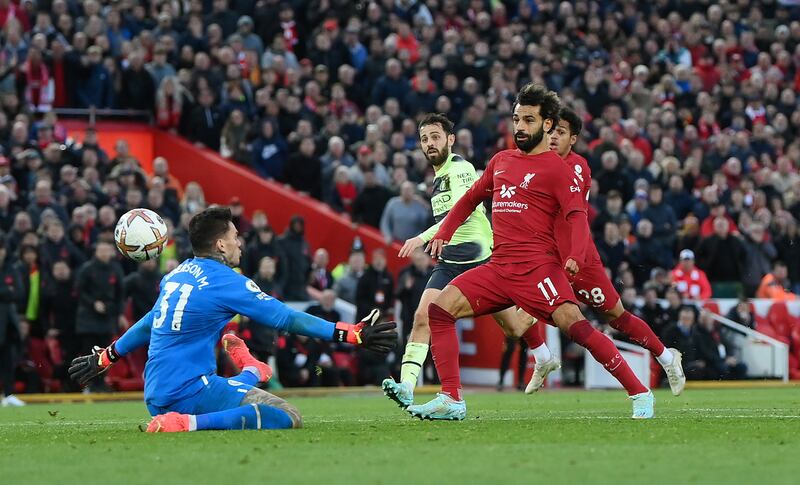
[140,257,331,407]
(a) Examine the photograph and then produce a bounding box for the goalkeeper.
[69,207,397,432]
[382,114,558,409]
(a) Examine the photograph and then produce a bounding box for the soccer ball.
[114,208,169,262]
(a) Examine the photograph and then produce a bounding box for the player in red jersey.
[407,84,655,420]
[542,107,685,396]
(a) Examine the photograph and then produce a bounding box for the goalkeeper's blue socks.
[192,403,293,430]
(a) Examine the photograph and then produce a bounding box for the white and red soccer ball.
[114,208,168,262]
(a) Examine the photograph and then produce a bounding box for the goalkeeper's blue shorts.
[146,374,254,416]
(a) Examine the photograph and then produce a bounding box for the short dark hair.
[559,107,582,136]
[189,206,233,255]
[418,113,454,135]
[513,83,561,126]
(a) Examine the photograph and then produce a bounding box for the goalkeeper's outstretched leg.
[147,337,302,433]
[147,386,302,432]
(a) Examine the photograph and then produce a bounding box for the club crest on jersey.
[246,279,261,293]
[570,178,581,193]
[573,164,584,182]
[432,174,451,194]
[520,173,535,189]
[246,278,273,301]
[500,184,517,198]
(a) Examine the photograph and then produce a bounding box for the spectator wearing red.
[588,126,619,159]
[729,53,749,83]
[328,83,359,119]
[0,0,29,31]
[155,76,183,132]
[721,157,744,190]
[695,52,721,93]
[330,165,357,214]
[404,67,437,117]
[700,203,738,238]
[394,21,420,64]
[671,250,712,301]
[621,119,652,164]
[17,46,53,112]
[229,198,252,235]
[278,4,299,52]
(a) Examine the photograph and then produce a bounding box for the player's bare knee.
[510,309,536,338]
[282,403,303,429]
[506,322,526,338]
[552,303,585,331]
[413,307,430,328]
[603,300,625,321]
[433,285,472,318]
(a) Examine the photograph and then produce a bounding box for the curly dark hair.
[513,83,561,127]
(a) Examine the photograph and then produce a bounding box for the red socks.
[568,320,648,396]
[428,303,462,401]
[609,311,666,357]
[521,325,545,350]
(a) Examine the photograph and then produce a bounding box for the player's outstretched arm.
[228,276,398,353]
[68,310,155,387]
[115,310,155,354]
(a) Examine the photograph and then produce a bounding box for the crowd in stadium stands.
[4,0,800,401]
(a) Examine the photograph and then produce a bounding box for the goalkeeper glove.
[68,344,121,387]
[333,309,398,353]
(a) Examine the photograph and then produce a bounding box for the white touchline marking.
[0,420,136,427]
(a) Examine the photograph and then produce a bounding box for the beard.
[425,145,450,166]
[514,126,545,153]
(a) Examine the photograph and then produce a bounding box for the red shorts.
[569,258,620,313]
[449,261,578,323]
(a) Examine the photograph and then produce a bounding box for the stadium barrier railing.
[584,298,791,390]
[704,311,790,382]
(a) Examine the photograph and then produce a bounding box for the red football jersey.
[434,149,587,273]
[554,150,602,265]
[671,266,712,300]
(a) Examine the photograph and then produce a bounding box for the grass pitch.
[1,388,799,485]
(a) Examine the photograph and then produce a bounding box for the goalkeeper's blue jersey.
[140,257,330,407]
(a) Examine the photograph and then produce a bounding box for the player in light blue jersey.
[69,207,397,432]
